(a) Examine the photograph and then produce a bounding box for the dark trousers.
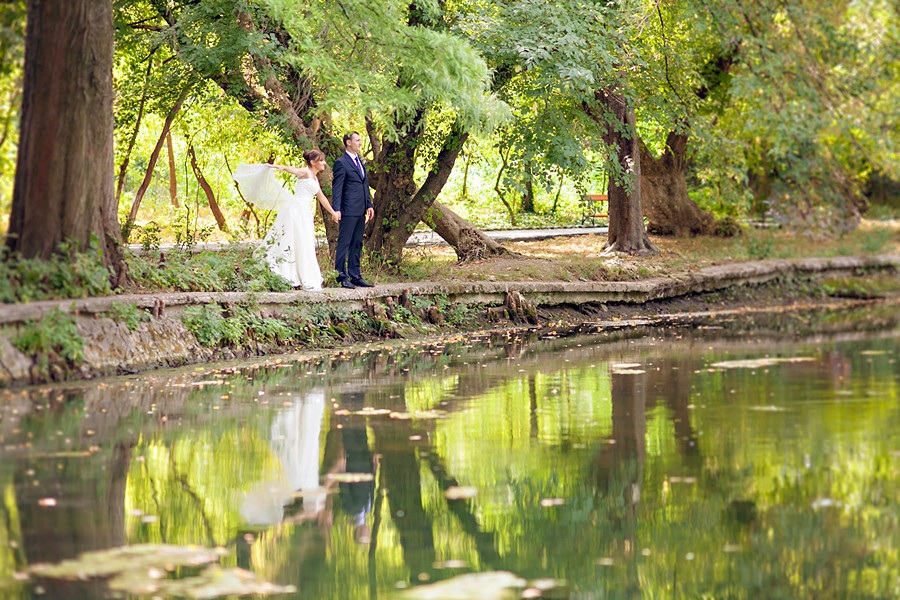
[334,215,365,282]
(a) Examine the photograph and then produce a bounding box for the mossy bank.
[0,255,897,388]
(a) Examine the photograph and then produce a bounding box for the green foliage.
[744,232,777,260]
[103,302,152,331]
[126,246,292,293]
[182,302,307,347]
[181,305,244,347]
[0,1,25,218]
[0,240,114,304]
[13,308,84,372]
[859,227,895,253]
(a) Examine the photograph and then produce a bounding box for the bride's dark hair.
[303,149,326,165]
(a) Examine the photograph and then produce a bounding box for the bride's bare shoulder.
[295,167,314,179]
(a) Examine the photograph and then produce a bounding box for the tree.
[0,1,26,213]
[465,0,658,254]
[667,0,900,232]
[639,134,715,237]
[590,89,657,255]
[7,0,124,282]
[122,0,504,264]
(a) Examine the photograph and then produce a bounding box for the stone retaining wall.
[0,255,897,387]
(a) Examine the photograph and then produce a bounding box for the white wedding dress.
[239,389,327,526]
[233,163,324,290]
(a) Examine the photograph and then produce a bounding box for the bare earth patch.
[380,221,900,285]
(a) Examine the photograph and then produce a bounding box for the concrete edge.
[0,254,897,387]
[0,254,897,324]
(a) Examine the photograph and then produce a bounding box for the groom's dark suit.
[331,152,373,285]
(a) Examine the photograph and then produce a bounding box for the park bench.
[580,194,608,226]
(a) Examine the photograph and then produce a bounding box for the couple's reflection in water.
[233,355,706,596]
[239,388,375,542]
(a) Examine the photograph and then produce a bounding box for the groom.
[331,132,375,289]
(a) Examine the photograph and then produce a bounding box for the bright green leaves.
[258,0,498,136]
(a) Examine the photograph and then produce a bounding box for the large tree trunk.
[595,89,658,255]
[7,0,124,279]
[367,107,427,263]
[368,121,496,263]
[639,132,717,236]
[424,201,515,262]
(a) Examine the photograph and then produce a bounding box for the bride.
[234,150,340,290]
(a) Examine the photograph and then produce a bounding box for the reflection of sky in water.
[0,321,898,599]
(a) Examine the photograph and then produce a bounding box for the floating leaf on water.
[539,498,565,507]
[747,406,787,412]
[398,571,526,600]
[444,486,478,500]
[524,578,568,597]
[668,476,697,484]
[610,362,641,369]
[37,498,56,507]
[596,557,614,566]
[811,498,842,509]
[414,410,447,420]
[710,357,815,369]
[352,408,392,416]
[326,472,375,483]
[108,564,295,598]
[611,368,646,375]
[432,560,469,570]
[28,544,224,580]
[390,410,446,421]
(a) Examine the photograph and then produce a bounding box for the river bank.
[0,254,897,387]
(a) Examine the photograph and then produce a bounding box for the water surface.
[1,310,899,598]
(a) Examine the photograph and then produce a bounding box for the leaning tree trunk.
[639,132,716,236]
[425,201,515,262]
[8,0,124,281]
[594,89,658,255]
[368,119,507,264]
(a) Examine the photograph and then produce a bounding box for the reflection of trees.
[645,358,701,463]
[591,372,645,598]
[422,452,502,569]
[16,441,131,597]
[367,387,437,581]
[5,320,897,598]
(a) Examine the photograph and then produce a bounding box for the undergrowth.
[102,302,153,331]
[13,307,84,380]
[127,246,293,293]
[0,240,114,303]
[179,296,484,350]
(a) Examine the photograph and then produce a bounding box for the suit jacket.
[331,153,373,217]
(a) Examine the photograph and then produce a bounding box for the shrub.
[103,302,152,331]
[0,239,114,303]
[13,308,84,376]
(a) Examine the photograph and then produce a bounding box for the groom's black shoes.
[339,280,357,289]
[350,278,374,288]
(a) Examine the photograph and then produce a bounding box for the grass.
[366,219,900,285]
[1,220,897,302]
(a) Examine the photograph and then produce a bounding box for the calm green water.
[1,310,899,599]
